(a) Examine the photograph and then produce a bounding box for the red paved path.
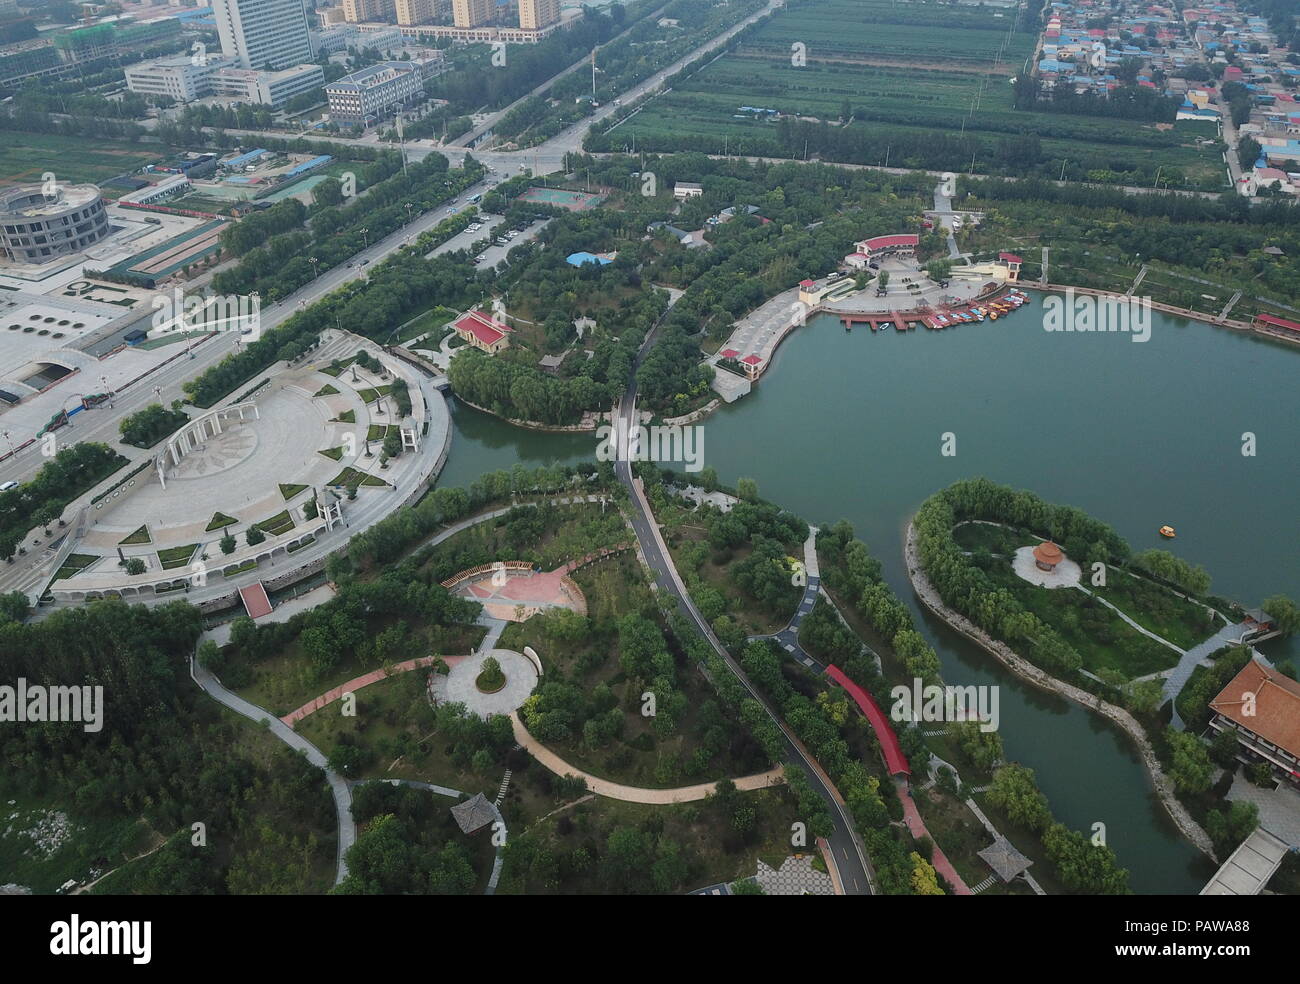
[280,653,467,726]
[899,780,973,895]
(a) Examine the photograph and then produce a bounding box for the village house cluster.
[1032,1,1300,198]
[1035,1,1196,96]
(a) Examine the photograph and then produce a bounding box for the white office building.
[325,60,423,124]
[212,62,325,105]
[213,0,315,69]
[125,54,232,102]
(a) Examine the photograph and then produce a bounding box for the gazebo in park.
[450,793,496,835]
[1032,541,1064,572]
[978,836,1033,885]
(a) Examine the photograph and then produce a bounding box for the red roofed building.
[854,233,919,259]
[719,348,740,360]
[453,309,513,354]
[739,353,764,380]
[1255,313,1300,335]
[1209,658,1300,784]
[998,251,1023,281]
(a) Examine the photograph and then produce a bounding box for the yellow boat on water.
[1159,525,1176,538]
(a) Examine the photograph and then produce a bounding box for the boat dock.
[836,288,1031,332]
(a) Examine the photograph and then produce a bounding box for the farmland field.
[0,131,161,187]
[591,0,1223,189]
[744,0,1035,67]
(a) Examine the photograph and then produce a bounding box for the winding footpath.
[189,644,357,886]
[903,521,1216,859]
[510,712,785,804]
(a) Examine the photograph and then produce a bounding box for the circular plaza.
[50,334,448,603]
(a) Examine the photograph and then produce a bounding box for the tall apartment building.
[518,0,557,30]
[212,0,314,69]
[452,0,491,29]
[395,0,435,27]
[342,0,395,23]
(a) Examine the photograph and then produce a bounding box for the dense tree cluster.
[118,403,188,449]
[818,521,943,683]
[0,442,124,560]
[207,559,480,687]
[211,152,478,303]
[0,599,335,893]
[988,762,1130,893]
[334,782,483,895]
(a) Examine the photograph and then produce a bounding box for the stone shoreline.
[453,394,605,433]
[903,520,1217,860]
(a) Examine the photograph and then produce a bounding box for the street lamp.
[310,256,320,279]
[404,202,414,226]
[361,227,370,250]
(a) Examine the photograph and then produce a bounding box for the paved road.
[612,313,875,895]
[0,170,497,490]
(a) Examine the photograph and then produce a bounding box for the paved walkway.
[281,654,440,726]
[1201,828,1290,895]
[1226,775,1300,848]
[1164,620,1260,727]
[510,712,785,804]
[755,855,835,895]
[750,527,823,672]
[896,777,972,895]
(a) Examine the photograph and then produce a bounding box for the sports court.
[516,186,604,211]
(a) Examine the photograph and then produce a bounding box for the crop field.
[0,132,161,186]
[744,0,1034,68]
[596,0,1223,188]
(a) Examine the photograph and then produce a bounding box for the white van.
[0,480,17,492]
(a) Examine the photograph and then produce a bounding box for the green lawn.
[119,525,151,545]
[205,511,239,532]
[979,559,1180,679]
[157,544,199,569]
[1093,568,1220,651]
[254,509,295,536]
[279,483,308,501]
[53,553,98,580]
[329,466,390,488]
[0,785,160,895]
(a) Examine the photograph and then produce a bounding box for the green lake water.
[436,292,1300,893]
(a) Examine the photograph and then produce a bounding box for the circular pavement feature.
[437,648,538,717]
[1012,546,1082,589]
